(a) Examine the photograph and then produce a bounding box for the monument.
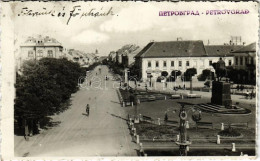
[211,58,232,108]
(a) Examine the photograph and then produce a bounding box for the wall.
[141,56,233,81]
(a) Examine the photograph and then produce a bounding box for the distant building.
[232,42,256,83]
[134,40,243,81]
[19,35,63,67]
[108,51,117,62]
[204,45,243,66]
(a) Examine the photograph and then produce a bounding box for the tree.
[170,70,181,81]
[198,69,211,81]
[184,68,197,81]
[192,109,202,130]
[15,58,85,136]
[161,71,168,77]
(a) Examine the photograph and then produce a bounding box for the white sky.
[4,1,259,56]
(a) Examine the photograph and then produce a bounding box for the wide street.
[14,65,137,157]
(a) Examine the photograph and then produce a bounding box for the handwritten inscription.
[18,5,115,25]
[159,9,250,16]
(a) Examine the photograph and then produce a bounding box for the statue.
[211,57,232,108]
[212,57,227,81]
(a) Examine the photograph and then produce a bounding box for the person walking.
[86,104,90,116]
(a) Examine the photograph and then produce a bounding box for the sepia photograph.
[0,1,258,159]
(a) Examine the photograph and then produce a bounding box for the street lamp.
[176,102,193,156]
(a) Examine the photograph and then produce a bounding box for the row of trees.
[157,68,197,82]
[15,58,85,136]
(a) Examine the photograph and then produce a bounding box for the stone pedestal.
[211,81,232,108]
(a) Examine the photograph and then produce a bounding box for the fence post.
[165,96,167,100]
[131,102,134,107]
[177,135,180,141]
[139,114,143,121]
[138,99,141,104]
[123,102,125,107]
[140,143,143,153]
[187,145,189,152]
[221,123,224,130]
[137,135,140,144]
[217,135,220,144]
[158,118,161,125]
[232,143,236,152]
[186,121,189,129]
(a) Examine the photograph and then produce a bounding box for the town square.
[0,1,258,159]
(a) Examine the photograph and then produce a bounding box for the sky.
[6,1,259,56]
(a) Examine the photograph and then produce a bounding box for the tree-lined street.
[15,65,137,157]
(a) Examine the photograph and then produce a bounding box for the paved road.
[14,65,137,157]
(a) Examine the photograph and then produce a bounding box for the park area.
[124,95,256,156]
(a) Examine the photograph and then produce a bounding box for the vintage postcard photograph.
[0,1,258,159]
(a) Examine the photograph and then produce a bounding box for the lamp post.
[176,102,192,156]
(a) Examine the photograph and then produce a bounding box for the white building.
[135,40,243,81]
[19,35,63,68]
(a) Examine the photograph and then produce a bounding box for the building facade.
[232,42,256,83]
[135,41,243,81]
[19,35,64,68]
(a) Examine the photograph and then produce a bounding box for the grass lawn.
[125,98,256,128]
[126,97,255,146]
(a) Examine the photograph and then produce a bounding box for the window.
[171,61,174,67]
[148,61,151,67]
[179,61,182,67]
[186,61,190,66]
[228,60,232,66]
[28,51,34,57]
[240,57,243,65]
[163,61,167,67]
[251,57,254,65]
[235,57,238,65]
[156,61,159,67]
[37,50,43,57]
[209,60,212,66]
[245,57,248,64]
[48,50,53,57]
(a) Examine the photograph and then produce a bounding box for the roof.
[135,41,207,58]
[205,45,243,57]
[232,43,256,53]
[128,47,142,56]
[21,35,62,47]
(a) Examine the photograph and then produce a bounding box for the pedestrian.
[236,85,239,91]
[183,84,186,89]
[164,111,168,122]
[250,89,254,99]
[86,104,90,116]
[89,81,92,86]
[165,82,167,88]
[245,90,249,99]
[241,85,244,91]
[145,84,148,92]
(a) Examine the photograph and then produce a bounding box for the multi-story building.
[19,35,64,68]
[232,42,256,83]
[135,40,243,81]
